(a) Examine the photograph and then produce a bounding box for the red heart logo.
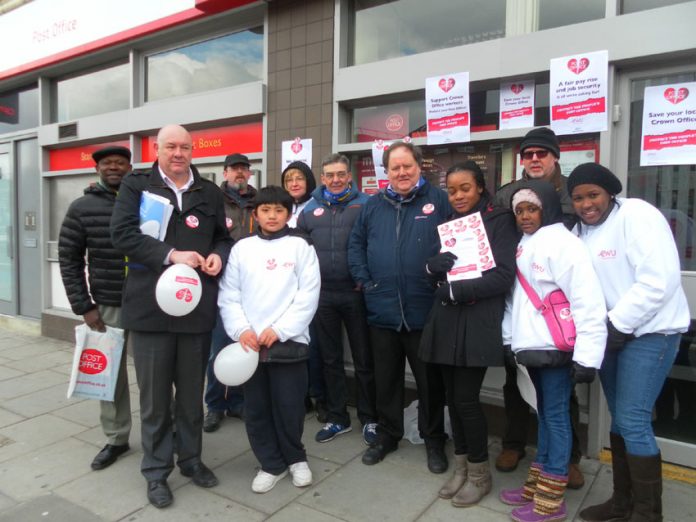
[438,77,455,93]
[291,138,302,154]
[176,288,193,303]
[567,57,590,75]
[664,87,689,104]
[510,84,524,94]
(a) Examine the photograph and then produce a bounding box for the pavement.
[0,326,694,522]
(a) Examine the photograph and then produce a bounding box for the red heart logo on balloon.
[664,87,689,104]
[567,57,590,74]
[438,77,455,93]
[510,84,524,94]
[176,288,193,303]
[291,138,303,154]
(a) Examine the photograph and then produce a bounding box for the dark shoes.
[91,443,129,470]
[181,462,219,488]
[226,406,244,421]
[426,445,449,474]
[203,410,224,433]
[147,480,173,508]
[495,448,526,472]
[567,462,585,489]
[362,441,397,465]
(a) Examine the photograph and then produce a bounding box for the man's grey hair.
[321,153,350,172]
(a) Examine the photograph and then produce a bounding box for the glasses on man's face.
[520,150,550,161]
[323,171,350,180]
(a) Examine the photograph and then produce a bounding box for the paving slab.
[0,438,98,501]
[266,502,347,521]
[127,485,266,521]
[4,349,73,373]
[297,456,441,522]
[199,416,254,469]
[2,382,78,417]
[51,398,102,428]
[213,450,340,515]
[72,411,142,451]
[0,414,88,463]
[55,451,186,521]
[0,341,58,361]
[418,501,511,522]
[302,417,369,465]
[0,408,24,429]
[0,369,67,400]
[0,365,24,381]
[0,494,101,522]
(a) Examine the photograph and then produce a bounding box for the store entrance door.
[615,65,696,467]
[0,143,14,315]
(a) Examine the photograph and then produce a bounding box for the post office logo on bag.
[185,215,199,229]
[422,203,435,215]
[560,307,573,321]
[79,348,108,375]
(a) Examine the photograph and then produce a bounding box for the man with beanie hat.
[202,152,256,433]
[493,128,585,489]
[59,145,133,470]
[297,153,378,446]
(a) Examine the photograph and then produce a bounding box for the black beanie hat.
[567,162,623,196]
[520,127,560,158]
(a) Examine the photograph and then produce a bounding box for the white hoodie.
[218,232,320,345]
[574,198,690,336]
[507,223,607,369]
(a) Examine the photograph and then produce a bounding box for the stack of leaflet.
[140,191,173,240]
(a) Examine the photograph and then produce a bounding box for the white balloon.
[214,342,259,386]
[155,264,202,316]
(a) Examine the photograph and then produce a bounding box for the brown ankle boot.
[451,460,491,507]
[626,452,662,522]
[438,454,467,499]
[579,433,632,521]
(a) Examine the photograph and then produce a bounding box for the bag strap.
[516,268,545,311]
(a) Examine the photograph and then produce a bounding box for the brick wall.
[266,0,334,184]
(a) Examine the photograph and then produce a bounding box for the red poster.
[49,140,130,171]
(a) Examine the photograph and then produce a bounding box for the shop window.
[348,0,505,66]
[621,0,692,14]
[627,72,696,271]
[145,28,263,102]
[537,0,605,30]
[348,82,552,143]
[0,85,38,134]
[54,62,129,122]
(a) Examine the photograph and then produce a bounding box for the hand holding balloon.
[201,253,222,276]
[169,250,205,268]
[239,329,260,352]
[258,327,279,348]
[213,342,259,386]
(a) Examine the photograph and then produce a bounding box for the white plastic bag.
[516,362,537,411]
[67,324,124,401]
[403,399,453,445]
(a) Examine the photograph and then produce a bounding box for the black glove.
[426,252,457,275]
[606,320,630,352]
[571,362,596,384]
[503,345,516,368]
[435,282,452,302]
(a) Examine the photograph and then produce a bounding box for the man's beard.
[229,180,248,192]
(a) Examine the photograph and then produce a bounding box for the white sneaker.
[288,461,313,487]
[251,469,288,493]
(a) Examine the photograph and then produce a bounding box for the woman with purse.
[567,163,690,522]
[419,161,518,507]
[499,179,606,522]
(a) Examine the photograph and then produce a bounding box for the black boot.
[579,432,632,521]
[626,452,662,522]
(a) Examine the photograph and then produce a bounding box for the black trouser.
[244,361,307,475]
[369,326,446,446]
[503,361,581,463]
[131,330,210,482]
[314,289,376,426]
[439,364,489,463]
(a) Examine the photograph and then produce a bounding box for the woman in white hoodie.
[499,180,606,522]
[568,163,690,522]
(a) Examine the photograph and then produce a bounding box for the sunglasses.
[521,150,550,160]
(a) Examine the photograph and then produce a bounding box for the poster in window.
[0,92,18,124]
[549,50,608,135]
[499,80,535,130]
[426,72,470,145]
[640,82,696,166]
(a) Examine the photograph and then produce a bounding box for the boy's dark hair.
[253,185,293,214]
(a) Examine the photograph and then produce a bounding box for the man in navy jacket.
[348,141,450,473]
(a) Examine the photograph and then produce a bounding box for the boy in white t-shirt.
[218,186,320,493]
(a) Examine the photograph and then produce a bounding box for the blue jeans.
[204,313,244,413]
[600,333,680,456]
[528,365,573,476]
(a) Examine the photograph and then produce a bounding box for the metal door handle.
[6,225,12,259]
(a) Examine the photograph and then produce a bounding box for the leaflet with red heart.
[437,211,496,282]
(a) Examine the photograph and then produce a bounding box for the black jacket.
[110,163,233,333]
[419,197,517,367]
[58,183,126,315]
[297,184,369,291]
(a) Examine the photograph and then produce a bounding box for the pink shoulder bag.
[516,268,576,352]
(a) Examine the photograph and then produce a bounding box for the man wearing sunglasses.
[493,127,585,490]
